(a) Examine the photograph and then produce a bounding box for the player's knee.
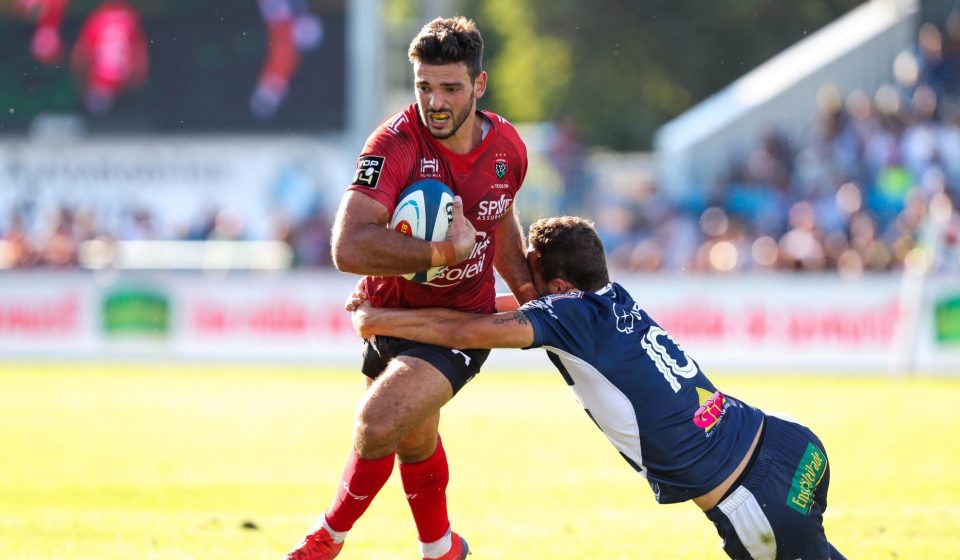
[354,417,401,458]
[396,432,437,462]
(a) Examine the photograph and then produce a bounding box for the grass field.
[1,363,959,560]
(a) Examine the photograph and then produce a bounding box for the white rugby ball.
[389,179,455,283]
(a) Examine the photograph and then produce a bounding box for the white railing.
[78,240,294,271]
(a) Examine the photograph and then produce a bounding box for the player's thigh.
[706,416,833,560]
[358,354,453,440]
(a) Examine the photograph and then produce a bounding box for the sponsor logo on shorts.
[353,155,385,188]
[786,442,827,515]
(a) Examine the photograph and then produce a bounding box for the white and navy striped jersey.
[520,282,764,504]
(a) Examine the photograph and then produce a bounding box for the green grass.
[1,363,959,559]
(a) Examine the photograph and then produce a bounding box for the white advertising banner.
[621,275,903,370]
[171,274,359,359]
[913,276,960,372]
[0,272,956,373]
[0,271,364,362]
[0,137,352,240]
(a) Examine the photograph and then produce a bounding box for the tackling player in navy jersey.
[350,216,845,560]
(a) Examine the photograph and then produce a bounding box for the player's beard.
[424,94,474,140]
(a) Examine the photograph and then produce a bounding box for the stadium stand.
[619,0,960,275]
[2,0,957,277]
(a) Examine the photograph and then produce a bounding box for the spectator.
[606,15,960,277]
[0,210,39,268]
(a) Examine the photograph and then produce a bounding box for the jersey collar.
[595,283,614,296]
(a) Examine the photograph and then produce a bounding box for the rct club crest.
[494,158,507,179]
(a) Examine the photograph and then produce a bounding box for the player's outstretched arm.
[331,192,476,275]
[352,301,534,350]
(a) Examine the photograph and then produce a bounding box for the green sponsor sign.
[102,289,170,336]
[786,442,827,515]
[935,296,960,345]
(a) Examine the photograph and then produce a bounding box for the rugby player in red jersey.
[283,16,537,560]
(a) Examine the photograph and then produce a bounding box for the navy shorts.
[361,335,489,395]
[704,415,845,560]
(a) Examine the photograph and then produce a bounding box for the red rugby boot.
[284,527,343,560]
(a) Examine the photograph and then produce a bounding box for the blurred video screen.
[0,0,346,134]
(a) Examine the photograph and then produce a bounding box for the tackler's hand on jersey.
[349,299,377,339]
[344,287,367,314]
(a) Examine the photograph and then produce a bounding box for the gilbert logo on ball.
[389,179,455,283]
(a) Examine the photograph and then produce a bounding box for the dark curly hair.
[408,16,484,80]
[528,216,610,292]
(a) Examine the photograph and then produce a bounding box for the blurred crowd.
[3,18,959,274]
[0,203,333,269]
[595,18,960,276]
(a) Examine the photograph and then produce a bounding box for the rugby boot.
[284,527,343,560]
[424,531,470,559]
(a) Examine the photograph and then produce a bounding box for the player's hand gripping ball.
[389,179,455,283]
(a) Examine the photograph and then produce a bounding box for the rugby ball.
[389,179,455,283]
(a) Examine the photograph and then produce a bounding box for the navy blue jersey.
[520,282,764,504]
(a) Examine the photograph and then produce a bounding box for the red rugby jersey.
[347,104,528,313]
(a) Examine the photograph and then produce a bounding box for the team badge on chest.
[494,157,507,179]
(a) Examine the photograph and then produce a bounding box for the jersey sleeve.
[519,293,595,356]
[515,132,529,188]
[347,119,417,215]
